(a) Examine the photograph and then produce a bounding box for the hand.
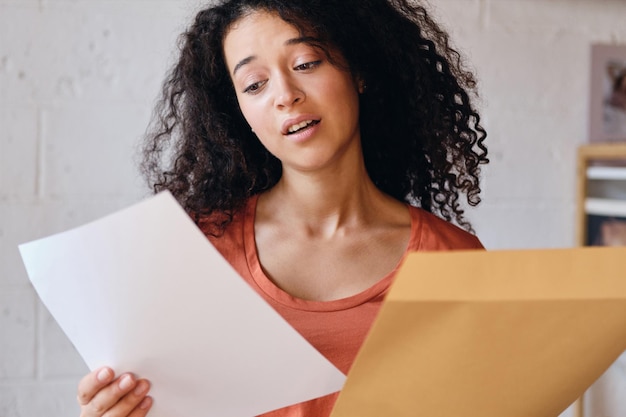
[77,367,153,417]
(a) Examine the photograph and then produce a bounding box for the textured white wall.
[1,0,625,416]
[433,0,626,250]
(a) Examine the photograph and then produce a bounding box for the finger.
[133,396,153,415]
[77,367,115,406]
[89,377,151,417]
[124,395,153,417]
[116,380,153,417]
[87,373,139,415]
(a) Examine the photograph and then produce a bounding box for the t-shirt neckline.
[242,194,420,312]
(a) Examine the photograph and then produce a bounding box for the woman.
[77,0,489,416]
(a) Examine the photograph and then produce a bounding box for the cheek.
[330,82,360,121]
[329,74,360,104]
[237,99,265,132]
[237,99,279,154]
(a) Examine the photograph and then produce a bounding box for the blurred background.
[1,0,626,415]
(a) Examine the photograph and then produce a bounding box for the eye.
[294,60,322,71]
[243,80,267,95]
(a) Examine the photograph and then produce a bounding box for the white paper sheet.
[19,191,345,417]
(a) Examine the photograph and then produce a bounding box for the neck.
[259,162,401,237]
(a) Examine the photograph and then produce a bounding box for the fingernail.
[139,396,153,410]
[134,380,149,396]
[97,368,112,382]
[119,374,134,390]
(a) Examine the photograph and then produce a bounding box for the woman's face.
[223,10,363,174]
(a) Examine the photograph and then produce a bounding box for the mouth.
[284,119,320,135]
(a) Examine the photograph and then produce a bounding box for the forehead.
[223,11,302,61]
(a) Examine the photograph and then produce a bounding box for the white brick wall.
[1,0,625,416]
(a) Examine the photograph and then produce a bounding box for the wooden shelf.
[577,144,626,246]
[574,144,626,417]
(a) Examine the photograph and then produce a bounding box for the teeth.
[287,120,314,133]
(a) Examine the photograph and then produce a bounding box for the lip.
[281,114,321,136]
[284,120,321,143]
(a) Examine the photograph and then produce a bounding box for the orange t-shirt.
[201,195,483,417]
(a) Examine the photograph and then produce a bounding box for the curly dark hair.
[142,0,489,232]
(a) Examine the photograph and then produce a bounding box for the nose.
[273,74,304,109]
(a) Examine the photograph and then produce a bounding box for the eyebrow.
[232,56,256,75]
[231,36,321,75]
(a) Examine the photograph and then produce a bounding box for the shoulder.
[409,206,484,251]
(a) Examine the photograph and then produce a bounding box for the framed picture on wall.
[586,213,626,246]
[589,44,626,143]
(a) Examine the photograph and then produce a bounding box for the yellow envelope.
[330,247,626,417]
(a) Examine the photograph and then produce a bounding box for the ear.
[355,74,366,94]
[352,73,367,94]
